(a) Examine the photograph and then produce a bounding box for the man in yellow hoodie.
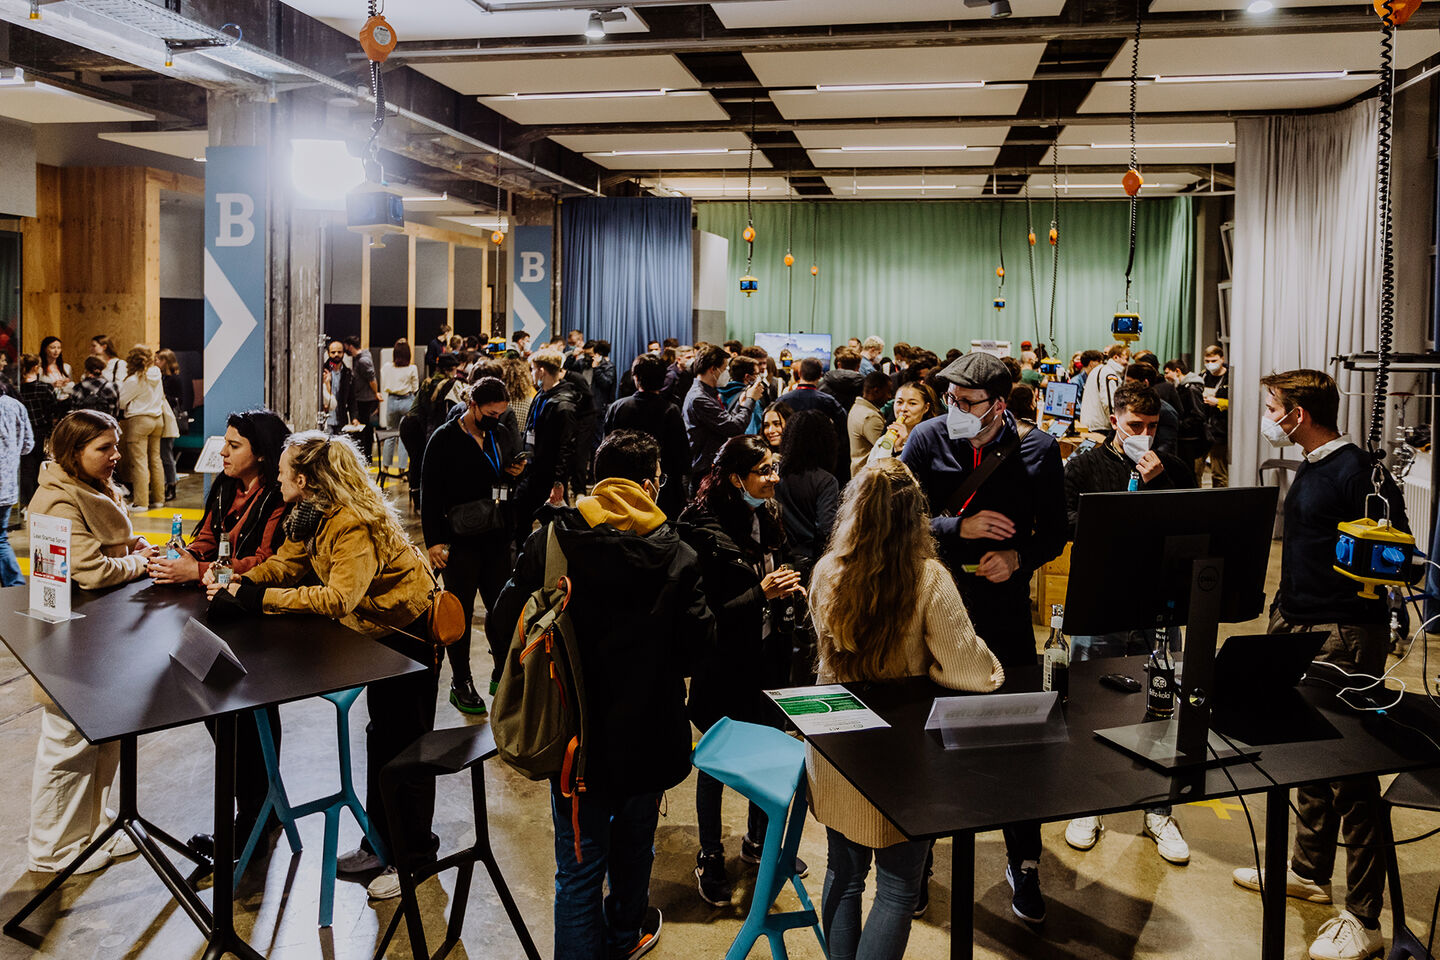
[489,430,715,960]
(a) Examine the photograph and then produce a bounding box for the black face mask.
[478,414,502,433]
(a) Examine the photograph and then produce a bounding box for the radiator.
[1403,450,1432,539]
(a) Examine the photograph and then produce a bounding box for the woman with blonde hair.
[807,459,1004,960]
[27,410,154,874]
[207,430,437,901]
[497,355,535,428]
[116,345,166,511]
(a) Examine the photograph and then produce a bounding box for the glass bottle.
[1042,603,1069,703]
[165,513,185,560]
[212,533,233,587]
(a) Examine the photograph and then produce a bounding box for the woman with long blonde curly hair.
[806,458,1003,960]
[206,430,437,901]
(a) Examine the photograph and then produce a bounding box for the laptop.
[1211,631,1339,745]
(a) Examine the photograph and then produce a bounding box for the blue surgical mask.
[740,488,767,509]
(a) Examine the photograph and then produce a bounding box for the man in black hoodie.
[515,350,580,538]
[490,430,715,960]
[603,354,689,517]
[820,345,866,413]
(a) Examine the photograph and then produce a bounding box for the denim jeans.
[551,785,660,960]
[0,510,20,587]
[1069,626,1179,817]
[822,828,929,960]
[383,395,411,471]
[696,769,766,855]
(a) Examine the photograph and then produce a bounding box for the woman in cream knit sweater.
[26,410,154,874]
[807,458,1004,960]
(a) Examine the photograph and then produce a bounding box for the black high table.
[803,656,1440,960]
[0,580,425,960]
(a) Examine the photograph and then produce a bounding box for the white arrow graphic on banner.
[512,284,548,341]
[203,248,258,394]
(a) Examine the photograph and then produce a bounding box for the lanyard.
[526,392,549,433]
[958,445,983,516]
[461,416,505,477]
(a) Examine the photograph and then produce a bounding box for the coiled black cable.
[1124,0,1142,302]
[1048,143,1060,358]
[1371,0,1397,453]
[1025,178,1040,348]
[365,0,385,172]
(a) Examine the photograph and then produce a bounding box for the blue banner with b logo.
[203,146,267,439]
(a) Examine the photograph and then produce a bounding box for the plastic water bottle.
[165,514,184,560]
[212,533,233,587]
[1042,603,1069,703]
[1128,469,1141,492]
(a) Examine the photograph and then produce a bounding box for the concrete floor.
[0,472,1437,960]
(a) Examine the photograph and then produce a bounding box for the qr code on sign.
[42,586,56,609]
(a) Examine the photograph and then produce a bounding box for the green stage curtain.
[695,198,1195,364]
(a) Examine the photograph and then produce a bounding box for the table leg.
[206,713,264,960]
[1261,786,1289,960]
[951,832,974,960]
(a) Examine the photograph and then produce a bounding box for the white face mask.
[946,399,994,440]
[716,369,732,389]
[1261,410,1297,447]
[1204,361,1222,375]
[1119,429,1153,462]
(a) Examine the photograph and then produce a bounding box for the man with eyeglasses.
[899,350,1067,927]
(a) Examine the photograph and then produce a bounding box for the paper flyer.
[765,684,890,736]
[28,513,71,621]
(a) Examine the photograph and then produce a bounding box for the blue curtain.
[561,197,693,363]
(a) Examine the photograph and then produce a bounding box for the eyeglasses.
[944,394,993,414]
[654,474,669,488]
[750,463,780,478]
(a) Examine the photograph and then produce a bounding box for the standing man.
[683,346,763,495]
[900,351,1066,926]
[490,430,716,960]
[848,372,891,475]
[1198,344,1230,487]
[1231,370,1406,960]
[426,324,451,376]
[512,330,532,359]
[344,336,380,462]
[515,351,581,535]
[604,354,690,518]
[322,339,358,436]
[779,358,849,476]
[859,336,886,376]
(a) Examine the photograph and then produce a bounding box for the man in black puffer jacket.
[489,430,714,960]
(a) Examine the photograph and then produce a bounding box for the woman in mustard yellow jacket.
[207,430,434,901]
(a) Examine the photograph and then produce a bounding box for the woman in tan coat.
[206,430,434,901]
[26,410,154,873]
[806,458,1004,960]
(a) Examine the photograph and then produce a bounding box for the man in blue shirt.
[900,350,1066,927]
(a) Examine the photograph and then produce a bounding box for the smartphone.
[1100,673,1142,694]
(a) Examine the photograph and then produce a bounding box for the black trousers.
[204,705,281,828]
[442,533,513,686]
[363,631,440,869]
[356,399,381,461]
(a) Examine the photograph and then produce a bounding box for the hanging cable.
[1123,0,1143,305]
[1047,140,1061,358]
[1370,0,1397,457]
[358,0,397,183]
[785,191,795,333]
[809,202,819,331]
[739,99,759,297]
[1024,173,1040,351]
[995,197,1010,317]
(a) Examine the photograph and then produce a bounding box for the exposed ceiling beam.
[379,9,1433,63]
[612,163,1232,183]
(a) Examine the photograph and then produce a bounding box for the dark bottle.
[1042,604,1069,703]
[1146,632,1176,719]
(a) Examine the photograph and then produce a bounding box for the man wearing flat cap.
[899,350,1067,925]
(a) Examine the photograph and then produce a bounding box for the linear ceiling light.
[1069,141,1234,150]
[587,147,735,157]
[402,192,450,202]
[852,184,963,191]
[1154,70,1349,83]
[827,144,970,152]
[815,81,985,93]
[504,88,668,100]
[678,185,771,191]
[1247,0,1275,11]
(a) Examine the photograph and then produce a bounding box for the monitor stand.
[1093,554,1254,771]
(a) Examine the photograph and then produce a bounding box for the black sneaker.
[1006,861,1046,924]
[913,879,930,919]
[739,836,807,878]
[615,906,662,959]
[695,851,732,906]
[449,678,487,715]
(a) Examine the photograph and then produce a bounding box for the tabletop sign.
[27,513,75,622]
[765,684,890,736]
[925,691,1068,750]
[194,435,227,474]
[170,616,247,685]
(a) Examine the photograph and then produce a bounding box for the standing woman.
[155,348,184,502]
[808,460,1003,960]
[38,336,72,398]
[775,409,840,572]
[27,410,154,874]
[421,375,524,715]
[18,354,58,506]
[0,382,32,584]
[870,381,942,466]
[498,355,535,429]
[760,401,792,455]
[381,339,420,476]
[91,335,123,385]
[206,431,438,900]
[116,346,166,511]
[681,434,806,907]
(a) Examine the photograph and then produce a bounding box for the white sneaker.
[336,847,383,874]
[1308,910,1384,960]
[30,847,112,875]
[1232,865,1333,903]
[1065,816,1102,851]
[101,831,138,859]
[366,866,401,900]
[1143,813,1190,864]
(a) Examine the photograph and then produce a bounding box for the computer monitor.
[1062,487,1278,637]
[754,332,833,372]
[1043,381,1079,421]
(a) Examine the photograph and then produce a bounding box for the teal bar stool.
[233,687,388,927]
[691,718,826,960]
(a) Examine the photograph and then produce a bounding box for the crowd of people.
[15,319,1398,960]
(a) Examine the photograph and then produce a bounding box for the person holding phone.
[681,435,806,907]
[421,374,523,714]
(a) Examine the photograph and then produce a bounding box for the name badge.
[524,430,536,447]
[493,486,509,502]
